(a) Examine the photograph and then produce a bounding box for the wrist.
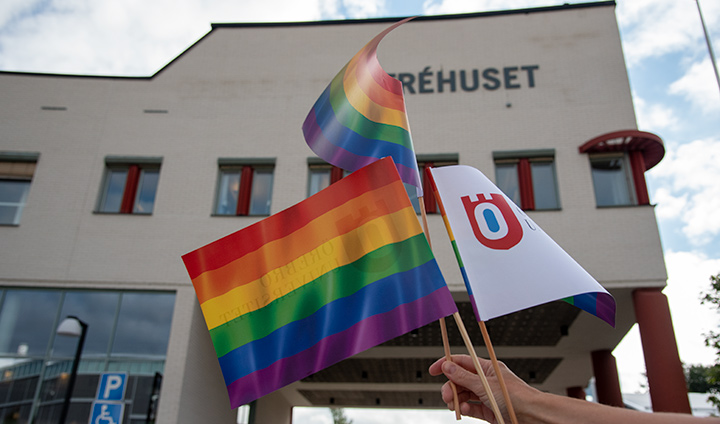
[512,386,555,424]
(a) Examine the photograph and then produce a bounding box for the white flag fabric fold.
[428,165,615,326]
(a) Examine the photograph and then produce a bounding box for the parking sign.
[89,402,124,424]
[90,372,127,424]
[96,373,127,401]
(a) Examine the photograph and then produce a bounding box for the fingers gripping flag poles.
[182,158,457,408]
[427,165,616,326]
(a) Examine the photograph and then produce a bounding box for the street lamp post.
[56,316,88,424]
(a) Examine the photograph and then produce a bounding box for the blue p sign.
[97,373,127,401]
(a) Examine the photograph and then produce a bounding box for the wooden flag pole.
[478,321,519,424]
[418,194,506,424]
[418,198,461,420]
[452,312,505,424]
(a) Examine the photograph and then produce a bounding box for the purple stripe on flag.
[595,293,616,327]
[225,287,456,407]
[303,108,422,188]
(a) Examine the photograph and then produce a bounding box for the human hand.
[429,355,533,424]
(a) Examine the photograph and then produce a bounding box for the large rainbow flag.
[427,165,615,327]
[302,18,423,196]
[182,158,457,407]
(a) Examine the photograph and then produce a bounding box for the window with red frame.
[589,153,640,207]
[307,161,349,197]
[412,156,459,214]
[493,150,560,211]
[98,158,161,214]
[215,160,274,216]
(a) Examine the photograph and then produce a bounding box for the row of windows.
[0,288,175,424]
[0,150,650,225]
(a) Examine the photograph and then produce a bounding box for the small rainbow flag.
[302,18,423,195]
[182,158,456,407]
[427,165,615,327]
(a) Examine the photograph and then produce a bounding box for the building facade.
[0,2,688,423]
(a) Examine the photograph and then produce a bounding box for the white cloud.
[617,0,709,68]
[652,187,687,221]
[664,250,720,365]
[649,138,720,245]
[0,0,335,75]
[342,0,386,19]
[669,57,720,115]
[632,95,679,131]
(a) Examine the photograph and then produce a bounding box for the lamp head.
[56,316,87,337]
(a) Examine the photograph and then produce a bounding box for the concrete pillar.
[633,288,691,413]
[251,391,294,424]
[591,349,624,407]
[566,386,586,400]
[160,292,237,424]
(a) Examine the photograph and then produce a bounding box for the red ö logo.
[461,193,523,250]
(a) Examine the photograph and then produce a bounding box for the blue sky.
[1,0,719,422]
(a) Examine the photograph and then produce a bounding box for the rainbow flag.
[427,165,615,327]
[302,18,423,195]
[182,158,457,407]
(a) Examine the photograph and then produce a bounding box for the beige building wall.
[0,2,668,422]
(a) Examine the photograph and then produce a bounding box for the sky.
[1,0,719,422]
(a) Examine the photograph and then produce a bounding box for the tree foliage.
[700,272,720,411]
[330,408,353,424]
[685,363,720,393]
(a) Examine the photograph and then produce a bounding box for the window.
[493,150,560,211]
[215,159,274,216]
[98,157,161,214]
[589,154,636,207]
[0,288,175,424]
[579,130,663,208]
[412,154,459,214]
[0,152,39,225]
[307,159,349,197]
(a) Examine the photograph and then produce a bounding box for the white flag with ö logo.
[427,165,615,326]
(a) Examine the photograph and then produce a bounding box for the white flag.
[428,165,615,326]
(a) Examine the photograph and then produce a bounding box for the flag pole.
[421,197,505,423]
[419,197,461,421]
[478,321,519,424]
[421,168,514,424]
[451,311,505,424]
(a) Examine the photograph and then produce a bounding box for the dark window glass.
[0,289,61,356]
[134,169,160,214]
[249,168,273,216]
[99,169,128,213]
[215,171,240,215]
[530,161,560,210]
[111,293,175,356]
[307,167,332,197]
[52,292,119,358]
[0,180,31,225]
[590,156,633,206]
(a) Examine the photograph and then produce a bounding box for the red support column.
[566,386,586,400]
[591,349,624,407]
[629,151,650,205]
[633,288,691,413]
